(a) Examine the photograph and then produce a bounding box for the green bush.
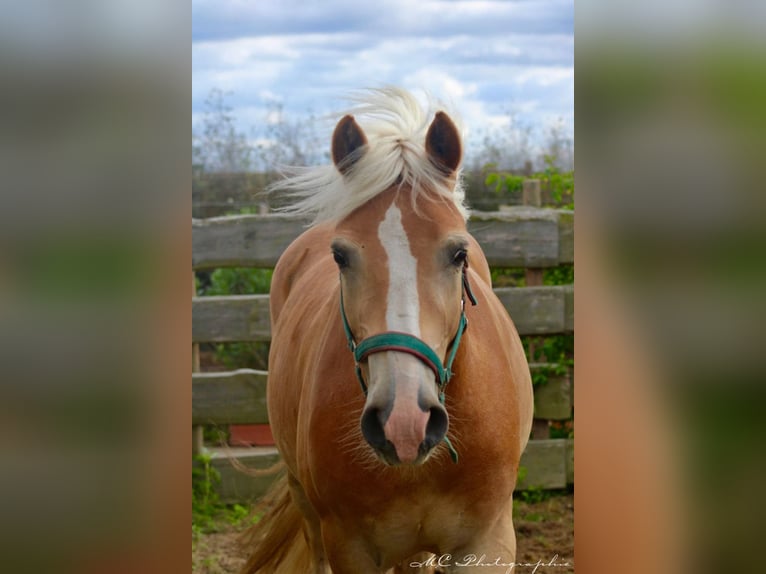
[485,164,525,197]
[192,454,222,531]
[204,267,272,296]
[483,157,574,210]
[538,155,574,209]
[192,454,258,535]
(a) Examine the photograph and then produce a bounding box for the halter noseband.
[339,264,478,463]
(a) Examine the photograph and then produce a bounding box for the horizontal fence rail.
[206,438,574,504]
[192,363,571,427]
[192,208,573,270]
[192,285,573,343]
[193,369,269,426]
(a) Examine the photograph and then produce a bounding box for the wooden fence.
[192,205,574,503]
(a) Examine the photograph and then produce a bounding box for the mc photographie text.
[410,553,571,573]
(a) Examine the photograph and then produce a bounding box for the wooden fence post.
[192,272,206,455]
[522,178,541,208]
[523,179,550,440]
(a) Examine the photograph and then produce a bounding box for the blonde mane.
[267,87,469,225]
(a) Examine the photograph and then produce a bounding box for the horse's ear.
[332,115,368,175]
[425,111,462,175]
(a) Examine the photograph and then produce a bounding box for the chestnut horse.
[242,88,533,573]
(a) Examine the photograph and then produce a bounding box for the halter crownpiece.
[339,264,478,463]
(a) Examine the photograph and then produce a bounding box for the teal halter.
[339,265,478,463]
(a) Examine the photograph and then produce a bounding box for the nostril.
[423,406,449,450]
[360,407,388,450]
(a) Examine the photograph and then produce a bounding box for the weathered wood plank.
[206,446,282,504]
[192,214,309,270]
[192,209,574,270]
[208,439,570,502]
[192,285,573,343]
[192,294,271,343]
[467,208,559,267]
[557,210,574,264]
[564,284,574,332]
[494,285,574,335]
[533,374,572,421]
[191,365,570,426]
[193,366,566,426]
[192,369,269,425]
[517,438,568,490]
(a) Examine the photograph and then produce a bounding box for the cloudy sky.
[192,0,573,163]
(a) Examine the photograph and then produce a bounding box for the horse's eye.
[452,248,467,266]
[332,248,349,269]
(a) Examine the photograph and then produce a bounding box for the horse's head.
[329,109,470,466]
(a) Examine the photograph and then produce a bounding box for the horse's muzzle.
[360,402,448,465]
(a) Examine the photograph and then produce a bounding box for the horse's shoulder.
[271,224,335,321]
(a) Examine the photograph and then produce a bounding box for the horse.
[241,88,533,574]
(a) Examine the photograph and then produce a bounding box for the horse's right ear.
[332,115,368,175]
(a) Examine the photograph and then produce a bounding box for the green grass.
[193,454,259,536]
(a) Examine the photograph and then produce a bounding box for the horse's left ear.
[425,111,462,175]
[332,115,368,175]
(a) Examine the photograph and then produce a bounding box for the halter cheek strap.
[339,265,477,463]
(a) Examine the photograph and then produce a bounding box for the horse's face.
[330,112,467,466]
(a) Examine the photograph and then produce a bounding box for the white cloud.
[192,1,573,164]
[513,66,574,88]
[402,69,477,102]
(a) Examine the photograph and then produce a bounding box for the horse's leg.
[287,473,331,574]
[443,501,517,574]
[391,552,438,573]
[321,518,381,574]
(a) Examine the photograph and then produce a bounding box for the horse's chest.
[353,492,485,556]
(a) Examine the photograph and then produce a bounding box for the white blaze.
[378,203,420,335]
[375,202,433,465]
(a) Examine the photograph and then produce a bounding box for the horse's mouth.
[371,438,440,466]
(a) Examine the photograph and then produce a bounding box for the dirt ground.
[192,492,573,573]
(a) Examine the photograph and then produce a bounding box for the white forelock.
[267,87,468,224]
